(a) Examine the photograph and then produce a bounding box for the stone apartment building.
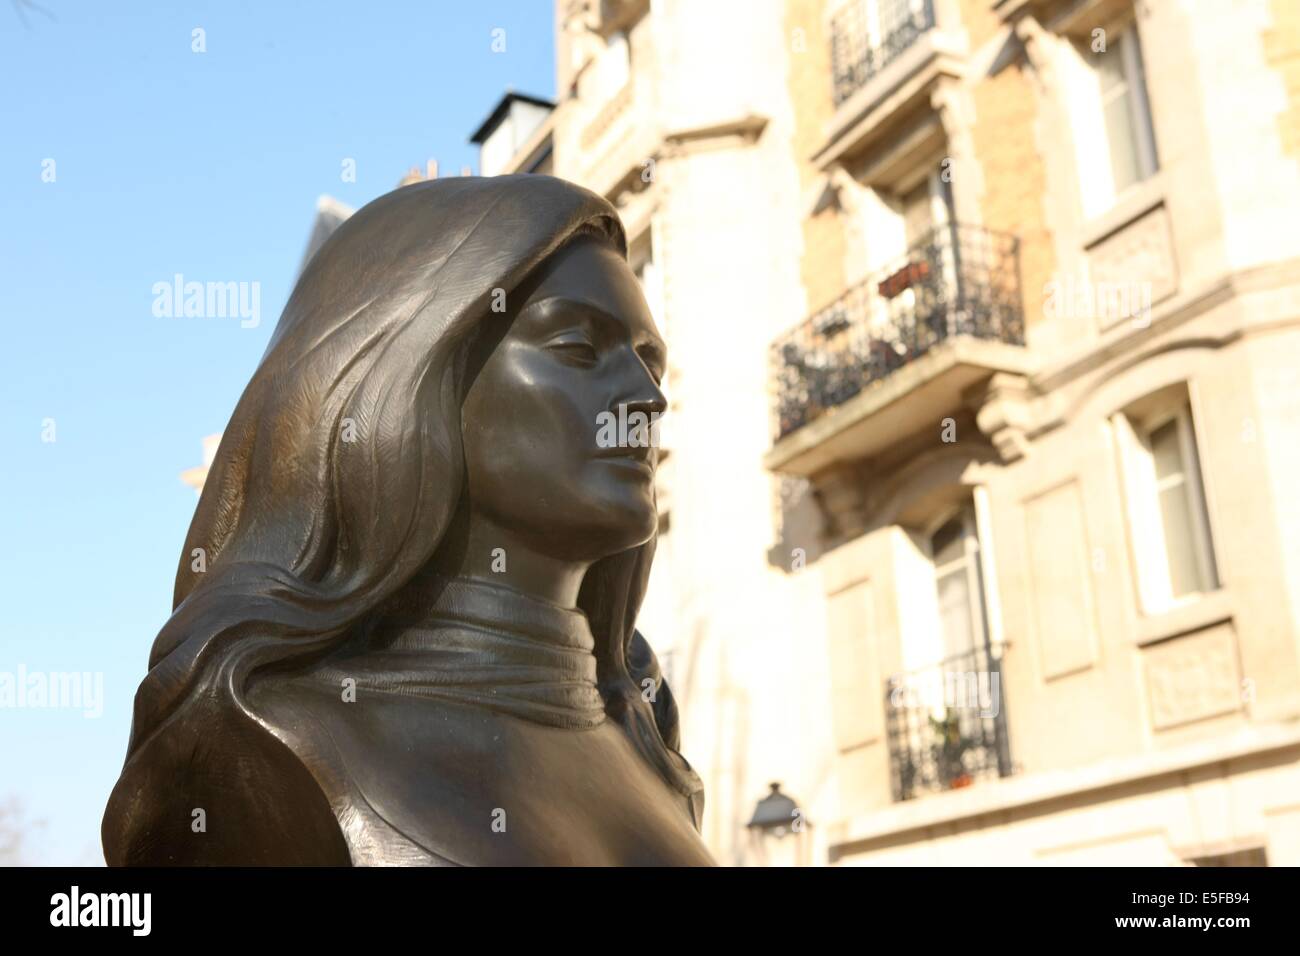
[472,0,1300,866]
[186,0,1300,865]
[768,0,1300,866]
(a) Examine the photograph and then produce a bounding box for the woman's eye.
[548,339,598,363]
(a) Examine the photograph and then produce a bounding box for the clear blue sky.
[0,0,555,865]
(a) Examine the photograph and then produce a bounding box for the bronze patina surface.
[102,176,713,866]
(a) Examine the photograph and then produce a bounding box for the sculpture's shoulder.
[102,691,351,866]
[247,670,713,865]
[245,671,466,866]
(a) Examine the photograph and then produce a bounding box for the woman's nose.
[613,354,667,417]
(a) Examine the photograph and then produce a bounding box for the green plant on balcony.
[929,709,973,790]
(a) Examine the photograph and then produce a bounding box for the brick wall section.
[962,0,1056,329]
[1264,0,1300,160]
[785,0,848,317]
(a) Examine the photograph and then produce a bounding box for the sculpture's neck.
[382,573,597,653]
[427,508,592,608]
[331,574,609,730]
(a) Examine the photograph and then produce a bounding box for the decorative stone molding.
[968,372,1033,462]
[1014,14,1054,79]
[810,459,872,542]
[580,81,634,149]
[660,113,769,156]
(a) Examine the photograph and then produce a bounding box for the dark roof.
[469,91,556,145]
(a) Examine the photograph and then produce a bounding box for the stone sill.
[1080,174,1167,252]
[1134,589,1233,647]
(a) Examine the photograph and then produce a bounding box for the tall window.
[1071,17,1159,217]
[1115,392,1220,613]
[1091,22,1158,195]
[879,163,956,335]
[900,164,953,248]
[930,504,989,663]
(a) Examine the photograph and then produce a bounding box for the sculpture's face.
[460,235,667,562]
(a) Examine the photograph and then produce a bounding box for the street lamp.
[746,782,810,865]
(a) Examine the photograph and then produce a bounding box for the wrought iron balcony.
[884,645,1013,802]
[770,223,1023,440]
[831,0,936,106]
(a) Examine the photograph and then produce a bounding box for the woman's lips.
[595,447,655,476]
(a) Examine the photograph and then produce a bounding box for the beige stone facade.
[503,0,1300,866]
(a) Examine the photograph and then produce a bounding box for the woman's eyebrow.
[521,294,611,323]
[521,295,639,340]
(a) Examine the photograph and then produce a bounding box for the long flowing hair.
[106,175,700,860]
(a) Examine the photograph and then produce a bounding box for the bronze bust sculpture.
[102,175,714,865]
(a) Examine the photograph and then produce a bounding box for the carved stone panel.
[1085,202,1178,331]
[1142,623,1242,731]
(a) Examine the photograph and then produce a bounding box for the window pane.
[931,507,984,662]
[878,0,912,38]
[1096,37,1127,95]
[1150,419,1184,481]
[1105,91,1142,194]
[1158,481,1204,596]
[936,567,976,660]
[1092,29,1158,195]
[1125,25,1159,174]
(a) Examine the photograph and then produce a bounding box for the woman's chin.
[567,498,659,555]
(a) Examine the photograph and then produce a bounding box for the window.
[830,0,936,104]
[869,0,930,50]
[877,163,956,334]
[1115,391,1220,613]
[1090,22,1158,195]
[1069,17,1159,217]
[885,496,1011,800]
[929,504,989,663]
[900,164,953,248]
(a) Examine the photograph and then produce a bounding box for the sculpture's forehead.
[519,236,660,343]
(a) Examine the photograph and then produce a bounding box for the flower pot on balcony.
[878,260,930,300]
[948,773,974,790]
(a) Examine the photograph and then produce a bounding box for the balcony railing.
[884,645,1013,802]
[831,0,936,106]
[770,223,1023,440]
